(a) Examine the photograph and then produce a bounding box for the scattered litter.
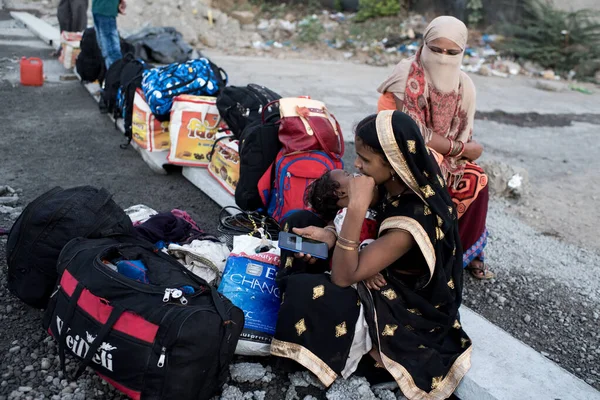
[542,70,556,80]
[570,86,593,95]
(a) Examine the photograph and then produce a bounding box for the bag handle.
[58,283,84,372]
[73,305,125,379]
[261,100,280,124]
[207,134,232,162]
[298,107,344,160]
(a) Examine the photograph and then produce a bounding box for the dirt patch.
[476,110,600,127]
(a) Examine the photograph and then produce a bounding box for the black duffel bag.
[216,84,281,139]
[235,112,281,211]
[43,237,244,400]
[6,186,134,309]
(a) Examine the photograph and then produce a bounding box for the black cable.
[217,207,280,240]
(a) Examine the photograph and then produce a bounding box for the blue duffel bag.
[141,58,228,120]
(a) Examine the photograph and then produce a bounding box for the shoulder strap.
[73,305,125,379]
[207,134,231,162]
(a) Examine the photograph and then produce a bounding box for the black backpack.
[76,27,105,83]
[77,28,135,85]
[100,56,128,114]
[43,237,244,400]
[216,84,281,139]
[6,186,135,309]
[235,113,281,211]
[117,58,153,147]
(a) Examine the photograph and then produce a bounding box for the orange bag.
[208,137,240,195]
[168,95,229,167]
[131,89,170,152]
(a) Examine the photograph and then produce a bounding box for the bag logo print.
[56,316,116,371]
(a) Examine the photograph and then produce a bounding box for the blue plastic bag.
[217,237,280,356]
[141,58,228,118]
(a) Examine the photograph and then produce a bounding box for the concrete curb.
[13,11,600,400]
[10,11,59,47]
[457,308,600,400]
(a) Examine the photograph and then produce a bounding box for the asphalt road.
[0,53,223,235]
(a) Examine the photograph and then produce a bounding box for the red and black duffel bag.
[43,237,243,400]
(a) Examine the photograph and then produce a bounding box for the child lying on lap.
[305,169,378,251]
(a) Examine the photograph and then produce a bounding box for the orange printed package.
[208,137,240,195]
[168,95,230,167]
[131,89,170,152]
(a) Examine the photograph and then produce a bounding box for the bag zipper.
[7,187,62,266]
[93,255,200,298]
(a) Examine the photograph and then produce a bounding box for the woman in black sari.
[271,110,471,400]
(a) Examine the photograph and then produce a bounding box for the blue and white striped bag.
[141,58,228,119]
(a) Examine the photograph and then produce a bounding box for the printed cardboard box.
[131,89,170,152]
[168,95,229,167]
[208,137,240,195]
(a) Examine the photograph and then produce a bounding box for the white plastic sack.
[167,240,230,286]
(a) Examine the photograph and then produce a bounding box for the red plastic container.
[20,57,44,86]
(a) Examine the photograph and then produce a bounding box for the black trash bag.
[126,27,195,64]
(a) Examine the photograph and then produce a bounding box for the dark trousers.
[57,0,89,32]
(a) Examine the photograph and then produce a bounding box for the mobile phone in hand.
[278,232,329,260]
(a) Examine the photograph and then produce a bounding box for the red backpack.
[258,151,343,222]
[257,97,344,222]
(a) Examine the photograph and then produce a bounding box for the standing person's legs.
[92,13,122,69]
[57,0,72,32]
[71,0,89,32]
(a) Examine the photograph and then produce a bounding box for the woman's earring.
[391,171,396,181]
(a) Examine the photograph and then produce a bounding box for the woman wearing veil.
[271,111,471,400]
[378,16,493,279]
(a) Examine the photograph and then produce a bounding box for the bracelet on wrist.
[443,138,454,157]
[336,241,358,251]
[337,236,359,246]
[324,225,338,238]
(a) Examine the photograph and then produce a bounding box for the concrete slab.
[457,308,600,400]
[10,11,60,47]
[181,166,239,215]
[130,140,169,175]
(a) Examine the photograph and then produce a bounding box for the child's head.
[305,169,353,221]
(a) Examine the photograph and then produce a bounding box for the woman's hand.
[292,226,336,248]
[290,226,336,264]
[347,175,376,210]
[364,273,387,290]
[462,141,483,161]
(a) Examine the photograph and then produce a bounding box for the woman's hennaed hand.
[347,174,376,209]
[364,273,387,290]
